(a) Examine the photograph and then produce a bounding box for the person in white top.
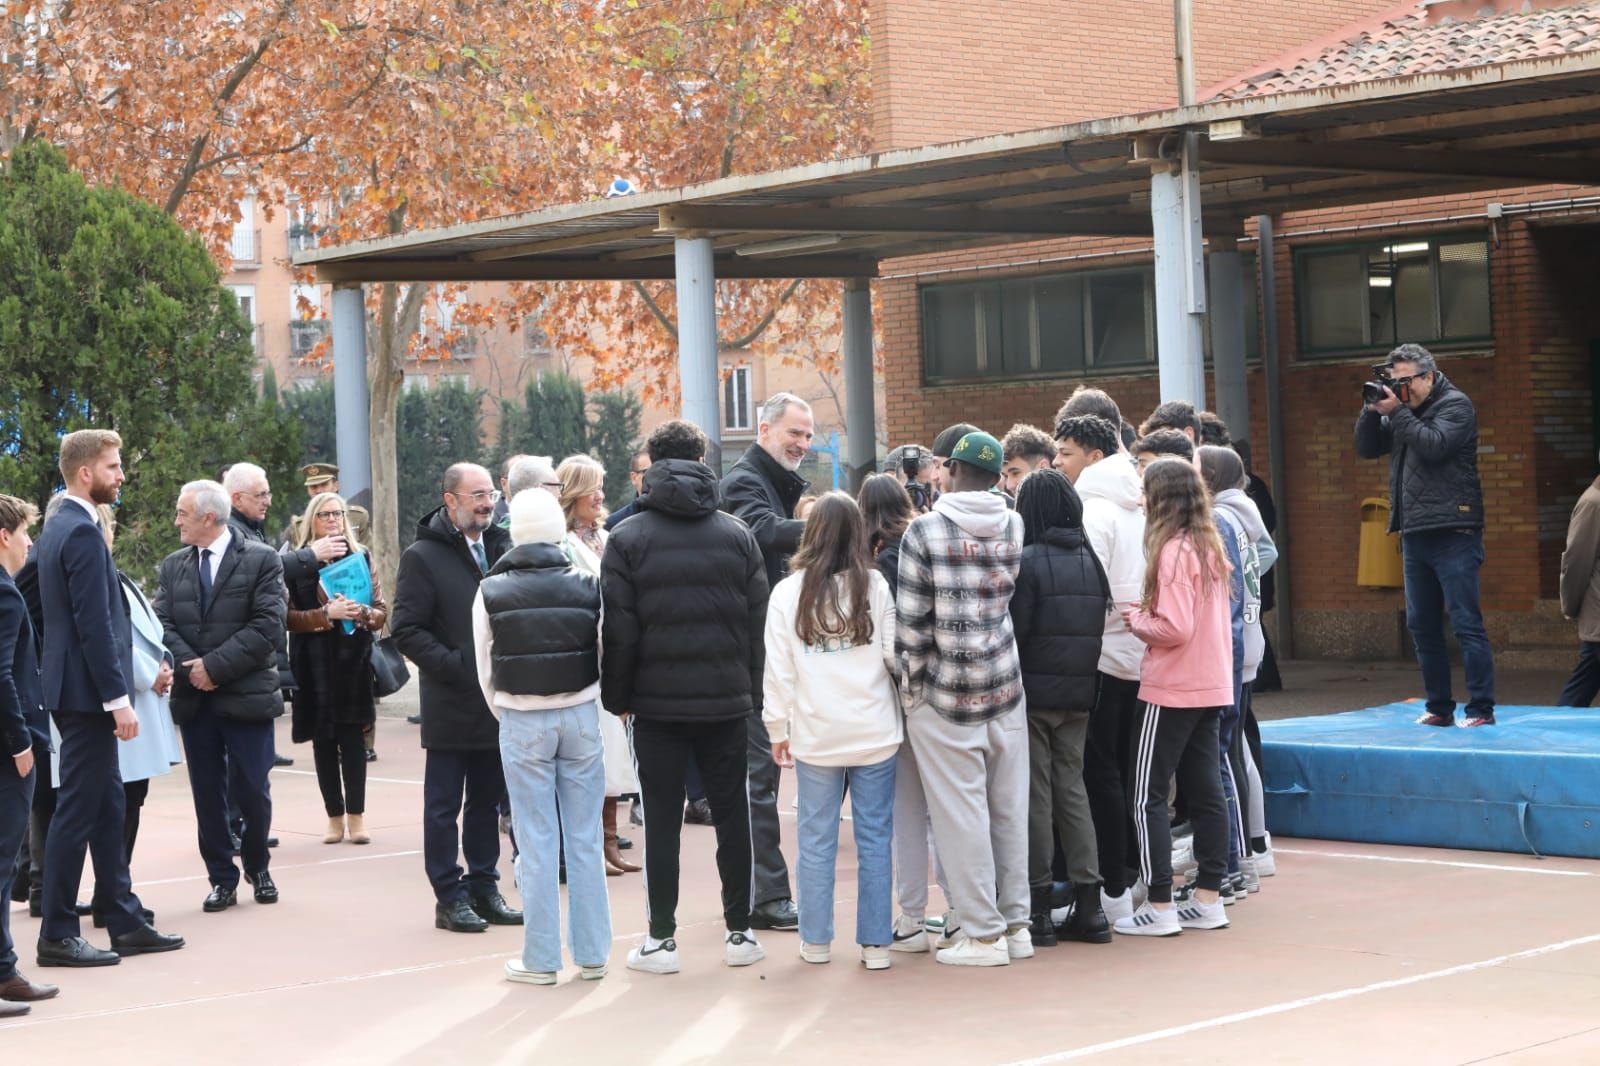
[764,493,901,971]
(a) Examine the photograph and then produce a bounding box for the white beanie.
[508,488,567,547]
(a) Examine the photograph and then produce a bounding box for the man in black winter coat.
[154,479,287,911]
[1355,343,1495,727]
[717,392,811,932]
[603,420,771,974]
[390,463,522,934]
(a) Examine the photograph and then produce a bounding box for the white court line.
[129,849,422,888]
[1000,931,1600,1065]
[276,768,424,786]
[1274,846,1597,878]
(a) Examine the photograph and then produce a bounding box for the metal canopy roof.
[297,51,1600,284]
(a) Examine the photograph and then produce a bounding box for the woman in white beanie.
[472,488,611,985]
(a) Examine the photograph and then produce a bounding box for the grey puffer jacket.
[1353,372,1484,534]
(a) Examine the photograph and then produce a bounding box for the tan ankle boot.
[604,798,640,873]
[347,813,370,845]
[324,816,345,844]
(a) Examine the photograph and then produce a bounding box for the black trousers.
[745,708,791,906]
[1129,704,1229,903]
[0,763,34,981]
[90,778,150,921]
[313,723,369,817]
[182,708,275,890]
[423,748,504,903]
[1558,641,1600,707]
[42,710,144,939]
[1084,673,1141,895]
[630,716,751,939]
[26,740,54,902]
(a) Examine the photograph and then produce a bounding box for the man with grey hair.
[719,391,813,932]
[155,480,287,911]
[1356,343,1495,727]
[504,455,560,506]
[492,454,530,526]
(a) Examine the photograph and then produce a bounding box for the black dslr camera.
[900,445,925,479]
[1362,363,1409,406]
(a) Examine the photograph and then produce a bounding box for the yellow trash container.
[1356,497,1404,588]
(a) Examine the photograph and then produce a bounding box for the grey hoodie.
[1213,488,1274,681]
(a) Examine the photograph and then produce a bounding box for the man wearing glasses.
[1356,343,1496,727]
[390,463,522,932]
[223,463,298,777]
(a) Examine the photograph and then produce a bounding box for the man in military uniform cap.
[291,463,371,546]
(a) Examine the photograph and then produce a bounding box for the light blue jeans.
[795,755,896,947]
[498,701,611,973]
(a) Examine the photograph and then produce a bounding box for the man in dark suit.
[155,479,287,912]
[0,496,58,1014]
[36,430,183,967]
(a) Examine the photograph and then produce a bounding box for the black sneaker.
[1175,879,1235,907]
[748,898,799,931]
[1462,713,1496,728]
[1416,711,1455,727]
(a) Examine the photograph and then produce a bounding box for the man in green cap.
[894,430,1028,969]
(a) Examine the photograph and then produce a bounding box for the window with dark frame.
[723,365,753,432]
[1294,236,1491,355]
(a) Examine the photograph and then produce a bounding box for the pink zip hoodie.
[1127,534,1233,708]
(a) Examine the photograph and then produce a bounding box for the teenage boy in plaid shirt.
[895,431,1028,968]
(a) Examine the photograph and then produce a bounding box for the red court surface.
[5,709,1599,1065]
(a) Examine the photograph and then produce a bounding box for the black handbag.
[371,636,411,699]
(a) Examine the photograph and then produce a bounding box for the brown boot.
[603,798,641,873]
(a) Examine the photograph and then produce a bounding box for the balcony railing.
[230,227,262,267]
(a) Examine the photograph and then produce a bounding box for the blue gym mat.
[1260,703,1600,860]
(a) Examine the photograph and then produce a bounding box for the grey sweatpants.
[892,729,949,920]
[1026,708,1100,891]
[906,702,1029,941]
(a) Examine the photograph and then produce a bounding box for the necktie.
[471,540,487,575]
[199,547,213,614]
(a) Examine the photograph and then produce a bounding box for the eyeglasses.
[449,489,503,504]
[630,467,649,476]
[543,481,563,489]
[244,490,272,500]
[316,510,345,521]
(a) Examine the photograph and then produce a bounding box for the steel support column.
[674,236,722,471]
[842,278,878,491]
[330,283,372,507]
[1151,136,1207,406]
[1208,248,1250,439]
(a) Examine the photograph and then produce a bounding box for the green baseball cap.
[950,431,1004,476]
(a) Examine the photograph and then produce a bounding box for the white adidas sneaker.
[1175,897,1229,930]
[1114,901,1181,937]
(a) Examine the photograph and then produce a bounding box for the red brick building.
[873,0,1600,662]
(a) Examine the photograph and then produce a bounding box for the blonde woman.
[284,493,387,844]
[557,455,640,875]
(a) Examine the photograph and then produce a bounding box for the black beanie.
[932,422,982,458]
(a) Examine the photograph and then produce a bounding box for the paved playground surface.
[5,662,1596,1065]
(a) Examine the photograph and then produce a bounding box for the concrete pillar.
[674,236,721,471]
[1151,136,1207,406]
[842,278,877,491]
[330,283,371,507]
[1209,248,1250,439]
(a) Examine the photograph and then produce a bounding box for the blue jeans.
[795,756,896,948]
[1402,529,1496,718]
[499,702,611,973]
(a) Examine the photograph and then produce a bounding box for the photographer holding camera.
[887,444,937,513]
[1355,343,1496,727]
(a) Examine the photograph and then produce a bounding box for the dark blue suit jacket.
[34,498,132,712]
[0,569,47,756]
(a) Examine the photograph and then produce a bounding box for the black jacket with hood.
[1009,526,1110,714]
[1353,371,1484,534]
[390,507,510,750]
[601,459,770,723]
[720,444,807,590]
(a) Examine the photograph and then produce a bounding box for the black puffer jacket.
[720,444,807,590]
[601,459,769,722]
[874,535,904,599]
[1008,527,1110,714]
[480,543,600,698]
[1354,372,1484,534]
[230,511,297,698]
[153,538,287,725]
[390,507,510,751]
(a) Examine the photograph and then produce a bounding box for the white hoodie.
[763,569,903,766]
[1076,453,1147,681]
[1213,488,1274,682]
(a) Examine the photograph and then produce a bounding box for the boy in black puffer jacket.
[1009,470,1111,946]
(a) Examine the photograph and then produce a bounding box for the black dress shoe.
[37,936,120,968]
[9,878,27,904]
[364,747,377,763]
[406,714,422,725]
[266,836,279,849]
[272,752,294,767]
[203,885,238,912]
[470,892,523,926]
[0,972,60,1001]
[110,924,185,956]
[749,898,800,931]
[92,906,155,929]
[73,900,91,916]
[683,798,713,825]
[244,870,278,904]
[435,899,488,933]
[617,835,634,850]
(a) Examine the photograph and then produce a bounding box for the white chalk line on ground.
[999,931,1600,1065]
[116,849,423,889]
[1274,846,1597,878]
[276,768,424,786]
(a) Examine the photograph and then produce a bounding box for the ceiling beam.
[1310,93,1600,143]
[657,203,1154,238]
[466,223,660,262]
[1203,138,1600,185]
[314,255,880,284]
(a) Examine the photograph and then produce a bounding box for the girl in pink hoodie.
[1115,459,1234,938]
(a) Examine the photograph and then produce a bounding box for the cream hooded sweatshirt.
[1076,453,1148,681]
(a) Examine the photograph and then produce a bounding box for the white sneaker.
[1172,839,1197,876]
[1238,861,1261,894]
[800,942,831,964]
[1131,878,1149,909]
[579,963,607,980]
[1253,839,1277,877]
[504,960,557,985]
[1005,925,1034,959]
[1100,887,1134,925]
[889,913,929,954]
[626,936,681,975]
[935,934,1010,967]
[1048,905,1070,926]
[725,929,765,967]
[934,911,962,950]
[1175,897,1229,930]
[1114,901,1181,937]
[860,945,891,971]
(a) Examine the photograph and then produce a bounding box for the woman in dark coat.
[285,492,387,845]
[857,474,915,598]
